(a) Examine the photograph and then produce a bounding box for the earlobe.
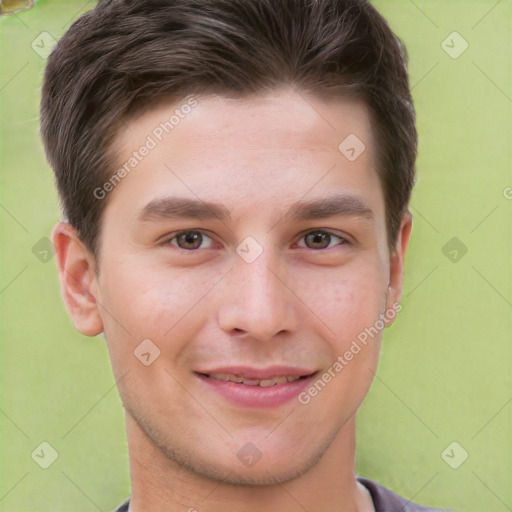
[385,212,412,325]
[51,222,104,336]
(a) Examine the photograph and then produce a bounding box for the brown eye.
[164,231,214,250]
[177,231,202,249]
[300,230,346,250]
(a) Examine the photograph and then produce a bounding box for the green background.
[1,1,511,511]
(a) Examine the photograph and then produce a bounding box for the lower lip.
[196,373,317,408]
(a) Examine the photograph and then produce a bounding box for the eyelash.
[160,229,349,251]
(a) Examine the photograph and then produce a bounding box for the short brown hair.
[40,0,417,259]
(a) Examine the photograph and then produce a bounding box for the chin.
[192,451,325,487]
[127,402,340,487]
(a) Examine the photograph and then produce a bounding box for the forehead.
[114,89,374,164]
[106,89,382,224]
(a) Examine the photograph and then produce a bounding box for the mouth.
[194,366,318,407]
[202,372,307,387]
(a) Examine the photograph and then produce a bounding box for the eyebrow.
[136,194,374,224]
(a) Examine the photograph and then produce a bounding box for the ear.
[384,211,412,325]
[51,221,104,336]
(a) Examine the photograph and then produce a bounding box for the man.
[40,0,446,510]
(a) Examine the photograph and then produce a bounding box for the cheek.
[97,260,212,361]
[98,265,209,407]
[295,265,387,423]
[295,260,388,347]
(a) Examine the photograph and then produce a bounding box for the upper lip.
[195,365,317,379]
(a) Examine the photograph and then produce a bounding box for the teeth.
[242,378,260,386]
[211,373,230,382]
[258,379,276,387]
[207,373,305,386]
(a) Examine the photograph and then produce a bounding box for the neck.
[125,412,373,512]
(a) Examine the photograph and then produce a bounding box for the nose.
[216,245,300,342]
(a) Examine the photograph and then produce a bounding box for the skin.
[52,88,412,512]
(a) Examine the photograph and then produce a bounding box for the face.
[54,89,410,486]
